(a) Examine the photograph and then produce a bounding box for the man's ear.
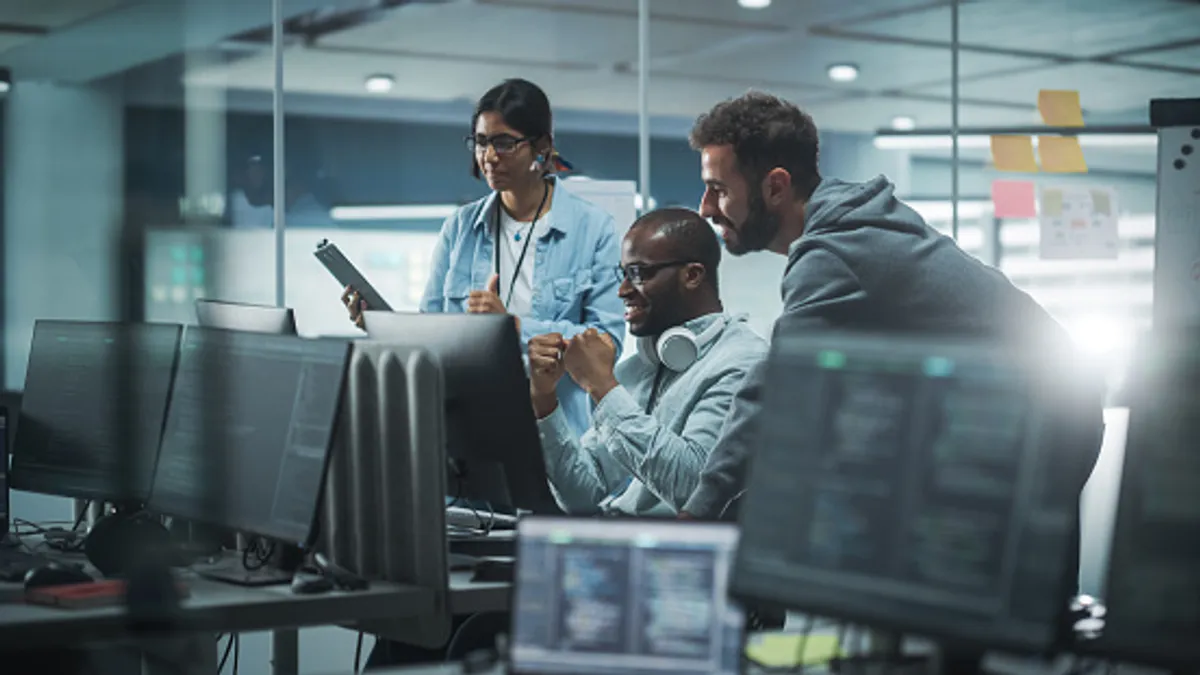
[683,263,707,291]
[761,167,793,207]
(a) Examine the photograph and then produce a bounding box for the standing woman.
[352,79,624,668]
[346,78,623,436]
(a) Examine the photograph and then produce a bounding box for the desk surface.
[0,571,434,650]
[1,570,510,650]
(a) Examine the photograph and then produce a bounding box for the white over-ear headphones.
[638,314,742,372]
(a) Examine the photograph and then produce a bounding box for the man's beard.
[726,191,781,255]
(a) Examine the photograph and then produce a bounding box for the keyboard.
[0,549,53,582]
[445,506,518,530]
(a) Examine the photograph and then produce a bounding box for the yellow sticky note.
[990,135,1039,172]
[1090,189,1112,215]
[745,634,843,668]
[1041,188,1064,217]
[1038,136,1088,173]
[1038,90,1085,127]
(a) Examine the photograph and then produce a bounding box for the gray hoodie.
[683,174,1096,518]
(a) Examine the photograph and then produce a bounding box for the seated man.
[528,207,767,516]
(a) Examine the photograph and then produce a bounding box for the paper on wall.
[561,178,638,238]
[1038,185,1119,259]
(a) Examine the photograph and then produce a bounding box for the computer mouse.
[290,571,334,595]
[24,563,93,590]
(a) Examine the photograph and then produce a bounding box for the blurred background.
[2,0,1196,671]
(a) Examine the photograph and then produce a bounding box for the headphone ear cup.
[655,326,700,372]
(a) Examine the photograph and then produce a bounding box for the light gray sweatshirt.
[537,313,767,517]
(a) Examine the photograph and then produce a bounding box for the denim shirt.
[536,313,767,517]
[420,179,625,436]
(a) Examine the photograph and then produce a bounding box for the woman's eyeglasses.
[465,134,532,155]
[614,260,697,285]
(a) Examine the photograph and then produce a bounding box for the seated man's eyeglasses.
[615,260,698,286]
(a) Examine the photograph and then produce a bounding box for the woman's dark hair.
[470,78,554,179]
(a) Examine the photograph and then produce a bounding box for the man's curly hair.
[689,91,821,200]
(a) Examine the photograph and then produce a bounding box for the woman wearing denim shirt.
[347,79,623,437]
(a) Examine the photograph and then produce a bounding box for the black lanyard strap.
[493,181,551,308]
[645,364,666,414]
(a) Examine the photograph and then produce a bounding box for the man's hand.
[563,328,618,403]
[467,274,506,315]
[529,333,567,418]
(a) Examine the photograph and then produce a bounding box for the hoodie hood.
[790,175,930,258]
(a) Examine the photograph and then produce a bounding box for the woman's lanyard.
[493,181,551,308]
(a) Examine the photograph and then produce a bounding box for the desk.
[1,573,432,674]
[1,570,511,673]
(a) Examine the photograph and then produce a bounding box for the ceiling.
[2,0,1198,142]
[173,0,1200,133]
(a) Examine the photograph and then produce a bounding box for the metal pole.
[271,629,300,675]
[950,0,960,241]
[272,0,286,308]
[637,0,650,216]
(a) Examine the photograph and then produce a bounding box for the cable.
[233,634,240,675]
[354,631,365,673]
[793,615,814,672]
[218,633,235,673]
[444,612,490,663]
[71,501,92,532]
[448,460,465,507]
[242,537,276,571]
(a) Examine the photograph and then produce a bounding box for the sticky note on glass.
[1090,188,1112,215]
[1041,187,1064,217]
[1038,136,1088,173]
[990,135,1039,172]
[991,180,1037,218]
[1038,90,1085,127]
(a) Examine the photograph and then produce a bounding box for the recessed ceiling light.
[364,74,395,94]
[738,0,771,8]
[891,115,916,131]
[826,63,859,83]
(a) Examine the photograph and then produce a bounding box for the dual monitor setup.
[4,298,557,582]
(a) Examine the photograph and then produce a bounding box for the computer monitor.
[362,311,558,514]
[731,331,1085,654]
[10,321,182,504]
[195,299,297,335]
[147,327,350,547]
[1099,331,1200,670]
[510,516,744,675]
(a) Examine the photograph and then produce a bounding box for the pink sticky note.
[991,180,1037,219]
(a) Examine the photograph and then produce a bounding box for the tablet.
[314,239,394,312]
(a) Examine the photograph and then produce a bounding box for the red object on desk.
[26,579,190,609]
